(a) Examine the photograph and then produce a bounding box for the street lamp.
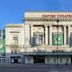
[56,19,59,68]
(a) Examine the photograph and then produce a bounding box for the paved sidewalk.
[0,64,71,67]
[0,64,71,72]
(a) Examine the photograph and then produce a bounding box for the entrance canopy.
[10,56,21,58]
[23,52,72,56]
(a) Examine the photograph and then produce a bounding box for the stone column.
[64,26,66,45]
[45,25,48,45]
[43,35,44,45]
[24,24,30,47]
[50,26,52,45]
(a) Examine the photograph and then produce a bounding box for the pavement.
[0,64,72,72]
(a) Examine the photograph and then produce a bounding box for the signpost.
[56,19,59,68]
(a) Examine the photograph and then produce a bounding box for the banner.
[53,34,63,45]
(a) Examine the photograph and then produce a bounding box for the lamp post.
[56,19,59,68]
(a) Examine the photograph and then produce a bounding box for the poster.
[53,34,63,45]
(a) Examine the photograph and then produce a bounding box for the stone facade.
[4,12,72,64]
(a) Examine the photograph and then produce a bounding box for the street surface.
[0,64,72,72]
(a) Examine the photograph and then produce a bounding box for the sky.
[0,0,72,29]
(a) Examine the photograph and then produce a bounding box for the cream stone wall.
[5,24,24,63]
[5,12,72,64]
[24,24,30,47]
[5,13,72,53]
[5,24,24,45]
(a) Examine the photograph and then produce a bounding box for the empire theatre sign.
[25,13,72,21]
[41,14,72,21]
[42,14,72,18]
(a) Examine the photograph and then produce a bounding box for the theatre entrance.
[71,57,72,63]
[34,56,45,63]
[14,59,18,63]
[10,56,21,64]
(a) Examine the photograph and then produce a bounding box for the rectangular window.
[47,58,50,63]
[59,58,63,63]
[53,58,56,63]
[27,57,31,62]
[0,58,1,63]
[34,33,43,46]
[14,49,17,54]
[2,53,5,56]
[66,58,69,63]
[13,36,18,44]
[11,49,17,54]
[11,50,13,54]
[2,58,5,63]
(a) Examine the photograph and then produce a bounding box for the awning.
[23,52,72,56]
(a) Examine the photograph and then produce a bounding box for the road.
[0,64,72,72]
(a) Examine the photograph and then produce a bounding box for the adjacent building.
[5,12,72,64]
[0,29,6,63]
[5,24,24,63]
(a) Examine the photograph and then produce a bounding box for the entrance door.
[34,56,45,63]
[71,57,72,63]
[14,59,18,63]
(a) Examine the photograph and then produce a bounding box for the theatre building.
[5,12,72,64]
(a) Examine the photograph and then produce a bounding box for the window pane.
[47,58,50,63]
[66,58,69,63]
[14,49,17,54]
[0,59,1,63]
[13,36,18,44]
[59,58,63,63]
[34,32,43,46]
[53,58,56,63]
[2,58,5,63]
